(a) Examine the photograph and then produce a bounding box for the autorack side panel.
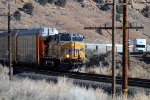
[0,34,8,61]
[17,34,37,64]
[0,33,16,62]
[11,35,17,62]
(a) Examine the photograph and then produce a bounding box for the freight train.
[0,28,85,69]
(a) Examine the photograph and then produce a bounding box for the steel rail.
[13,66,150,89]
[118,52,150,55]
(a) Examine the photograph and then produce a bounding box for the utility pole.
[8,1,13,80]
[84,0,143,98]
[0,1,12,80]
[112,0,116,98]
[122,0,128,96]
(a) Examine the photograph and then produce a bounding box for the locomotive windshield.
[60,34,71,41]
[72,34,84,42]
[59,33,84,42]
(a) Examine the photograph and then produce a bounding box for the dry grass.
[85,51,150,79]
[0,65,109,100]
[128,65,150,79]
[0,65,150,100]
[86,65,150,79]
[131,92,150,100]
[85,66,122,76]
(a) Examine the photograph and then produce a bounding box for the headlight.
[78,55,82,59]
[66,54,70,58]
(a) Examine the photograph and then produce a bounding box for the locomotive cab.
[59,32,85,67]
[43,32,85,68]
[60,33,85,59]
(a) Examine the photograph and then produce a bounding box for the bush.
[93,0,104,3]
[23,3,34,15]
[54,0,67,7]
[75,0,84,2]
[100,4,110,11]
[116,14,121,21]
[48,0,53,4]
[141,6,150,18]
[116,5,123,14]
[13,10,21,20]
[38,0,48,6]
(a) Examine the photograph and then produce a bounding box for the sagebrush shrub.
[38,0,48,6]
[13,10,21,20]
[48,0,53,4]
[54,0,67,7]
[141,6,150,18]
[23,3,34,15]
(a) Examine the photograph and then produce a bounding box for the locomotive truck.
[0,28,85,69]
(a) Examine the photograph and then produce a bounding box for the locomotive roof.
[0,28,58,36]
[17,29,41,36]
[57,32,83,36]
[0,29,83,37]
[0,29,40,36]
[0,30,17,36]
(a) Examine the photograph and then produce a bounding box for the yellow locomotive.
[41,32,85,68]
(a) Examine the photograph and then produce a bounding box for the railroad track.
[13,66,150,89]
[118,52,150,56]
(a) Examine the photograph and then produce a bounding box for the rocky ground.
[0,0,150,44]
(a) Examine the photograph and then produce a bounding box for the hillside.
[0,0,150,44]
